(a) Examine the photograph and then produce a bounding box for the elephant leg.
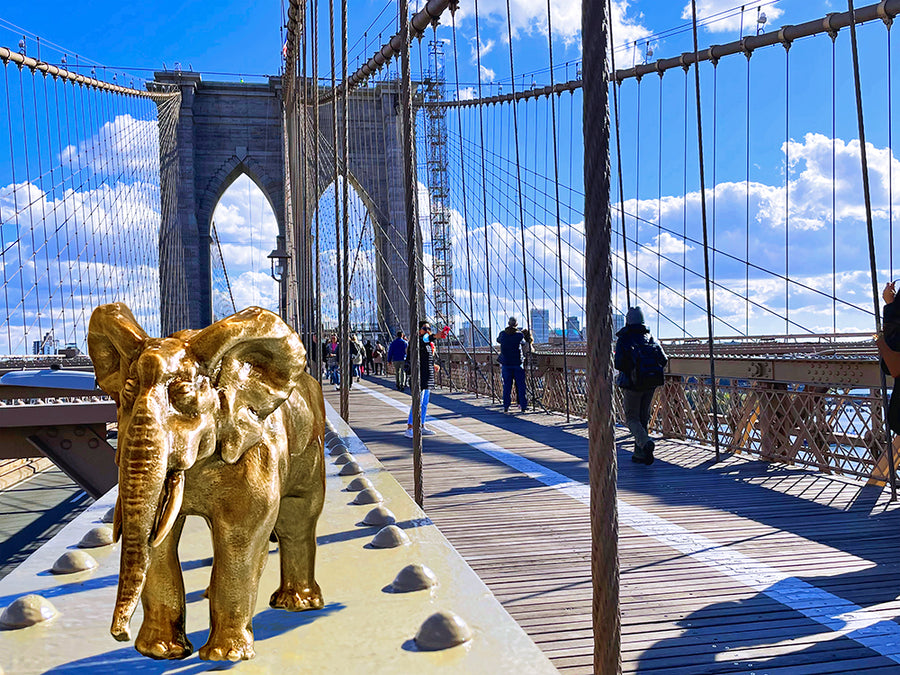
[136,516,192,659]
[270,492,324,612]
[200,511,276,661]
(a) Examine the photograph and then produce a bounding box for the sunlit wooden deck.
[330,375,900,674]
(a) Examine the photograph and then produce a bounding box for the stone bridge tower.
[154,72,411,335]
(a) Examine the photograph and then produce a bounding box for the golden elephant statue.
[88,303,325,661]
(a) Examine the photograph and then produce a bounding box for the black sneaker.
[643,440,655,465]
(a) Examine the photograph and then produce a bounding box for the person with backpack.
[614,306,667,465]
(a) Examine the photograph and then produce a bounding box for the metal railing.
[431,339,893,482]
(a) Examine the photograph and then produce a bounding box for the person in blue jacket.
[386,331,409,391]
[496,317,533,413]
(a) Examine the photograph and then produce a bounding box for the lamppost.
[267,236,290,320]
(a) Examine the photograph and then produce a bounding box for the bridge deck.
[331,376,900,674]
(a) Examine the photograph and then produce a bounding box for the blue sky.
[1,0,898,349]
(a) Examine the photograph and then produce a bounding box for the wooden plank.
[334,377,900,673]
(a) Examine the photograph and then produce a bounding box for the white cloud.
[454,0,650,49]
[681,0,784,34]
[0,177,161,353]
[479,65,496,83]
[212,174,280,314]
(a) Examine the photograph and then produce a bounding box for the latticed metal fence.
[434,345,894,482]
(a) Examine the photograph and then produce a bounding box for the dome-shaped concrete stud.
[362,505,396,526]
[333,452,354,465]
[414,610,473,651]
[346,476,374,492]
[78,526,114,548]
[329,443,350,457]
[0,595,59,629]
[371,524,410,548]
[353,488,384,505]
[100,507,115,524]
[51,550,99,574]
[391,563,438,592]
[338,461,363,476]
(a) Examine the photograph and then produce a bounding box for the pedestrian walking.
[373,342,385,375]
[404,321,449,438]
[879,281,900,435]
[614,307,668,465]
[387,331,409,391]
[496,317,533,413]
[349,335,363,382]
[364,339,374,375]
[327,334,340,388]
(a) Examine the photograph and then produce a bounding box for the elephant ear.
[87,303,148,401]
[189,307,306,464]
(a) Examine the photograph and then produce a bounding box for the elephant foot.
[135,626,192,660]
[269,582,324,611]
[199,630,255,661]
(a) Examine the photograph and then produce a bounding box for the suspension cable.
[607,0,631,308]
[690,0,721,461]
[848,0,897,501]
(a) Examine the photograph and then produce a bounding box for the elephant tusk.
[112,495,122,543]
[151,471,184,548]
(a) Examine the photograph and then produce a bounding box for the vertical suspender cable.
[832,30,837,334]
[784,43,791,333]
[504,0,538,411]
[711,62,717,317]
[681,66,688,336]
[690,0,721,462]
[847,0,897,501]
[607,0,630,309]
[635,74,641,302]
[583,0,621,670]
[450,11,480,396]
[745,48,751,334]
[657,72,663,336]
[546,0,571,421]
[888,16,894,281]
[340,0,351,420]
[400,0,424,507]
[2,65,17,350]
[328,0,344,418]
[301,8,310,348]
[473,0,497,402]
[313,0,324,382]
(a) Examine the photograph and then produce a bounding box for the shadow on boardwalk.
[350,378,900,673]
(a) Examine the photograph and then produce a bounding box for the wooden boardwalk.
[329,376,900,674]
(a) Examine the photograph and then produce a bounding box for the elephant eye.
[168,380,199,415]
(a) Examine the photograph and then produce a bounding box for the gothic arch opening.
[210,173,279,320]
[315,178,386,337]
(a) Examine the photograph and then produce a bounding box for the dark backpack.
[630,339,665,390]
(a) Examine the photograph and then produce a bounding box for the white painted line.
[354,382,900,663]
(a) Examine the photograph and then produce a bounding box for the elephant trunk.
[110,400,168,642]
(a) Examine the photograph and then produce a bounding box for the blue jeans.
[408,389,431,426]
[502,365,527,411]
